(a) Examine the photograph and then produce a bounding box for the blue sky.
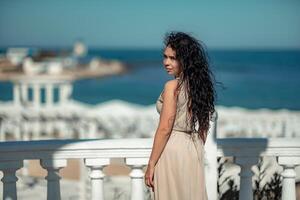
[0,0,299,49]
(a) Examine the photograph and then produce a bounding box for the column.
[46,83,54,107]
[235,156,258,200]
[21,83,28,104]
[59,83,68,105]
[0,160,23,200]
[87,120,97,139]
[40,159,67,200]
[13,83,20,106]
[278,157,300,200]
[14,122,21,140]
[126,158,148,200]
[66,83,72,101]
[0,121,5,141]
[32,119,40,139]
[84,158,110,200]
[33,83,41,108]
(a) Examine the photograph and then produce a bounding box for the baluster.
[87,120,97,139]
[32,119,40,139]
[278,157,300,200]
[40,159,67,200]
[79,160,89,200]
[13,83,20,106]
[21,83,28,104]
[22,160,29,177]
[65,83,72,101]
[235,156,258,200]
[0,121,5,141]
[33,84,40,108]
[84,158,110,200]
[22,121,30,140]
[45,83,53,107]
[59,83,70,105]
[0,160,23,200]
[14,123,21,140]
[126,158,148,200]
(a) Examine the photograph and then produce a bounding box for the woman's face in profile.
[163,46,181,77]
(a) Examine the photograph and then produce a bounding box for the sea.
[0,49,300,110]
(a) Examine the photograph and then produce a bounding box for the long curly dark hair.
[164,31,216,143]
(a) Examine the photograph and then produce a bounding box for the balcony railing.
[0,135,299,200]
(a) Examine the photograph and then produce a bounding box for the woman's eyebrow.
[163,54,176,58]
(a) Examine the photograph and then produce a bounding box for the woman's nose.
[164,58,170,66]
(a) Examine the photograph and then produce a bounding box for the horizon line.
[1,45,300,52]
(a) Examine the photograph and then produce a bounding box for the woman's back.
[153,82,208,200]
[156,82,193,133]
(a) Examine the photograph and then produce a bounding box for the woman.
[144,32,216,200]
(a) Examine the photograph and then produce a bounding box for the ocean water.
[0,49,300,110]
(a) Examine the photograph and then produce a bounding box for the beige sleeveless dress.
[153,84,208,200]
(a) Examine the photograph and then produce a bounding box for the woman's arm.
[148,79,178,167]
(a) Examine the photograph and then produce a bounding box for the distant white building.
[6,48,29,65]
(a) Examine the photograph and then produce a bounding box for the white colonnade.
[12,76,73,108]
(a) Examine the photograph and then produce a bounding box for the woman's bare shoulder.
[164,79,178,91]
[161,80,179,100]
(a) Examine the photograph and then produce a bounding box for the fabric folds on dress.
[153,84,208,200]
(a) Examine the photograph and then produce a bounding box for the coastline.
[0,60,127,81]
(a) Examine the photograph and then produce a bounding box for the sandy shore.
[0,58,126,81]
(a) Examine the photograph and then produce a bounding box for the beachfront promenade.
[0,122,300,200]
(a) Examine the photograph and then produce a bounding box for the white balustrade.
[32,120,40,139]
[0,136,299,200]
[84,158,110,200]
[66,83,72,100]
[217,109,300,138]
[59,83,70,105]
[278,157,300,200]
[0,160,23,200]
[40,159,67,200]
[235,157,258,200]
[0,138,152,199]
[21,121,30,140]
[16,125,21,141]
[217,138,300,200]
[33,84,40,108]
[87,120,97,138]
[126,157,148,200]
[0,123,4,141]
[46,84,54,107]
[13,84,20,106]
[20,84,28,104]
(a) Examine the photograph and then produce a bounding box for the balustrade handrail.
[0,137,300,200]
[0,138,153,161]
[216,137,300,157]
[1,137,300,161]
